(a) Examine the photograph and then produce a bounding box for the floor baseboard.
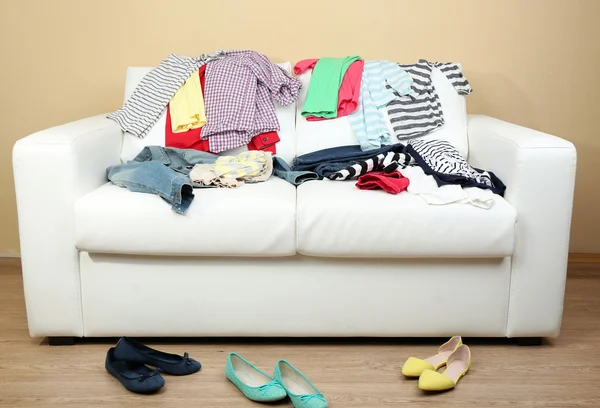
[569,253,600,264]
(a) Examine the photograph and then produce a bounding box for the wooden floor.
[1,259,600,407]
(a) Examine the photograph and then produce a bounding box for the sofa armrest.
[13,115,122,337]
[467,114,577,338]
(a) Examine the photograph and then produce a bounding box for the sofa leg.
[517,337,542,346]
[48,336,76,346]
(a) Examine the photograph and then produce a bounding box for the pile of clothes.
[108,50,300,154]
[108,147,275,214]
[106,50,505,214]
[273,139,505,209]
[295,57,472,151]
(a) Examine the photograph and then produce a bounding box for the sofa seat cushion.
[297,180,517,258]
[74,178,296,256]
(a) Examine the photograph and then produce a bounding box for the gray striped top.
[107,51,225,138]
[386,60,472,141]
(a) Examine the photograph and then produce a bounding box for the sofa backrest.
[119,62,298,164]
[295,64,470,158]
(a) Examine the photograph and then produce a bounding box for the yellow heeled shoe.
[418,345,471,391]
[401,336,462,377]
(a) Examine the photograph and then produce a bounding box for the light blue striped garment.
[349,60,414,151]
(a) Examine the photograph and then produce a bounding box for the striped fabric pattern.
[433,62,472,95]
[328,151,414,181]
[407,139,493,187]
[107,51,225,138]
[386,60,472,141]
[348,60,413,151]
[214,151,271,180]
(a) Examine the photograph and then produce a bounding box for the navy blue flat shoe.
[105,347,165,394]
[113,337,201,375]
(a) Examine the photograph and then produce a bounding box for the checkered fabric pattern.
[107,51,225,138]
[202,50,301,153]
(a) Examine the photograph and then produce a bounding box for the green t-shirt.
[301,56,361,119]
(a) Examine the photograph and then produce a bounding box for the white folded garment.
[401,166,494,209]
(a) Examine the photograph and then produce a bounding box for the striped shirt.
[386,60,472,141]
[406,139,507,195]
[328,151,414,181]
[107,51,225,138]
[348,61,414,152]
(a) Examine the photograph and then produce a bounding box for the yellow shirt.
[169,70,206,133]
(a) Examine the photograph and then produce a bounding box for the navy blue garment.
[273,157,320,186]
[105,347,165,394]
[406,142,506,196]
[107,146,219,214]
[292,143,406,178]
[113,337,201,376]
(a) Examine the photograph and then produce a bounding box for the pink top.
[294,59,364,121]
[293,59,319,75]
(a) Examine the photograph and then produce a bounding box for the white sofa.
[12,63,577,345]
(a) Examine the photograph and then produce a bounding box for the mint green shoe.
[225,353,287,402]
[273,360,328,408]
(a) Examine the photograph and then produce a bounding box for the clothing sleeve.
[249,132,280,150]
[293,59,319,75]
[381,61,413,97]
[366,62,398,109]
[433,62,473,95]
[249,52,302,106]
[397,59,433,98]
[106,51,224,138]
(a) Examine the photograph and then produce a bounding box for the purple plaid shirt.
[202,50,301,153]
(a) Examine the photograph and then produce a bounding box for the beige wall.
[0,0,598,254]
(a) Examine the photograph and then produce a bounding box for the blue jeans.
[107,146,219,214]
[133,146,218,175]
[292,143,406,178]
[272,157,319,186]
